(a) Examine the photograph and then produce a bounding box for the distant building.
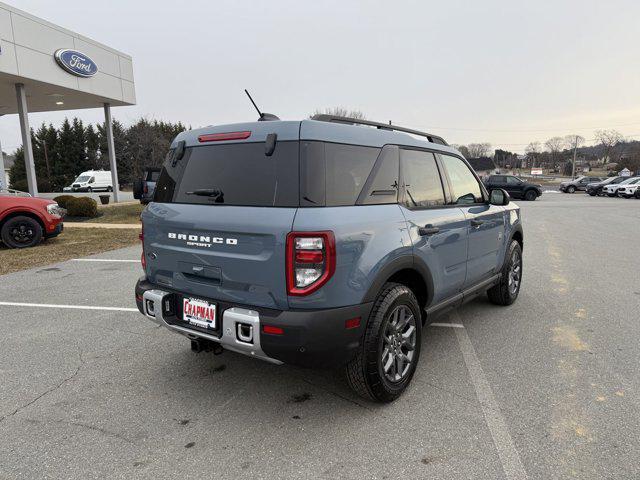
[467,157,498,177]
[1,152,15,189]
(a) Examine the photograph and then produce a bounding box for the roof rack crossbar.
[310,114,448,146]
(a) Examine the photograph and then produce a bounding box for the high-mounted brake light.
[286,231,336,296]
[198,131,251,143]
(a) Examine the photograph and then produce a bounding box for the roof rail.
[310,114,448,146]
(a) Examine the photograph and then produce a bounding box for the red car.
[0,195,64,248]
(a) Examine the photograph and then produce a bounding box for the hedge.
[65,197,98,218]
[52,195,77,210]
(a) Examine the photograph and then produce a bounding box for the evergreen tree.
[97,119,127,183]
[8,146,26,191]
[85,124,100,170]
[8,116,188,191]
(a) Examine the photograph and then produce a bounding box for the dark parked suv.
[483,174,542,201]
[135,115,523,402]
[133,167,161,204]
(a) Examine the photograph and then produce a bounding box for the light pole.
[571,136,578,179]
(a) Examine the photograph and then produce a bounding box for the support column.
[15,83,38,196]
[103,103,120,202]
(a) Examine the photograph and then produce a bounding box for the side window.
[493,176,506,183]
[358,145,399,205]
[400,149,445,208]
[300,142,380,206]
[325,143,379,206]
[439,154,484,205]
[506,176,521,185]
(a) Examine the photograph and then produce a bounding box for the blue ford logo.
[54,49,98,77]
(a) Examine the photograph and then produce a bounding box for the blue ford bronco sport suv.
[135,115,523,402]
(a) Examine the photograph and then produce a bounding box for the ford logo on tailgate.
[54,49,98,77]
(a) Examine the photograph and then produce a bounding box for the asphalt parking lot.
[0,194,638,479]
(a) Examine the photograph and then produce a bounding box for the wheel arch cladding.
[1,211,46,231]
[362,255,434,320]
[511,227,523,250]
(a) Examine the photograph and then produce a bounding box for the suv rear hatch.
[142,122,300,310]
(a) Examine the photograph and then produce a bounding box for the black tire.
[87,187,93,193]
[107,186,113,192]
[524,189,537,201]
[566,185,576,193]
[1,216,43,249]
[607,193,615,197]
[487,240,522,306]
[345,283,422,403]
[588,190,597,197]
[635,190,640,199]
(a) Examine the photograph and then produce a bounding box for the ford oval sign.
[54,49,98,77]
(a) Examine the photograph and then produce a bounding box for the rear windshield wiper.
[186,188,223,197]
[185,188,225,203]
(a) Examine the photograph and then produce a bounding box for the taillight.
[143,185,148,194]
[140,223,146,272]
[286,231,335,296]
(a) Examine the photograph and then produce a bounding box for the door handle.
[470,219,484,228]
[418,225,440,236]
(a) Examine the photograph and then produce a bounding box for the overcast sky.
[1,0,640,154]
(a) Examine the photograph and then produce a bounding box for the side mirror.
[489,188,510,206]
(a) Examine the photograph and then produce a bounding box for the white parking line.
[72,259,138,263]
[0,301,138,312]
[429,322,464,328]
[450,311,528,480]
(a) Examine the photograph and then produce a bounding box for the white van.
[68,170,113,192]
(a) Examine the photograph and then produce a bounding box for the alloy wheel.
[508,250,522,295]
[381,305,417,383]
[10,222,35,245]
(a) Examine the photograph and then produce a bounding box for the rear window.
[154,141,299,207]
[300,141,381,206]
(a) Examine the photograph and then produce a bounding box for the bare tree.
[525,142,541,168]
[564,134,585,149]
[467,143,492,158]
[594,129,623,165]
[311,107,367,119]
[544,136,566,169]
[452,144,470,158]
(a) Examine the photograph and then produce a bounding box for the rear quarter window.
[300,141,381,206]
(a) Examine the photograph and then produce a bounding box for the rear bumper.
[135,277,372,368]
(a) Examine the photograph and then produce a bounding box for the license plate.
[183,297,217,330]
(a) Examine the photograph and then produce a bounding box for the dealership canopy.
[0,2,135,200]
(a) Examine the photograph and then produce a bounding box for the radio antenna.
[244,89,280,121]
[245,89,262,117]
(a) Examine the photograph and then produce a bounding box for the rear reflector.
[262,325,284,335]
[198,131,251,143]
[295,250,324,263]
[345,317,361,329]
